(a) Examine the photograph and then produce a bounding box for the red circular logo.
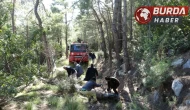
[135,7,152,24]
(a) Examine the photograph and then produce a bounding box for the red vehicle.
[69,42,89,63]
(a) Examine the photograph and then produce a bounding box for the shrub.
[96,51,103,59]
[0,72,18,98]
[142,60,170,88]
[64,95,87,110]
[48,96,59,107]
[25,102,33,110]
[57,78,77,94]
[128,93,148,110]
[55,71,67,80]
[115,101,122,110]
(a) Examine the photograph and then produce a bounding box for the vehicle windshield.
[70,44,87,52]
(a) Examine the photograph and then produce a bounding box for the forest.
[0,0,190,110]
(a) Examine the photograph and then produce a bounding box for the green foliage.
[115,101,122,110]
[0,8,42,98]
[0,0,189,109]
[55,70,67,80]
[0,1,46,98]
[0,72,18,97]
[55,57,69,67]
[0,1,11,28]
[25,102,33,110]
[133,0,190,94]
[142,59,171,88]
[32,97,41,105]
[135,1,190,59]
[128,93,148,110]
[74,15,99,50]
[16,62,38,85]
[46,12,64,59]
[51,6,61,13]
[57,78,77,94]
[96,51,103,59]
[47,95,87,110]
[41,84,58,92]
[48,96,60,107]
[64,95,87,110]
[77,0,92,15]
[128,102,146,110]
[168,96,177,107]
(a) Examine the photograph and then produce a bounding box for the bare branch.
[25,8,34,19]
[41,2,49,16]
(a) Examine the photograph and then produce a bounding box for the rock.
[185,100,190,106]
[118,70,125,76]
[153,90,160,103]
[174,76,190,105]
[183,59,190,69]
[117,63,132,76]
[167,49,174,56]
[96,92,120,101]
[180,76,190,86]
[120,63,125,71]
[172,79,183,96]
[183,93,190,106]
[117,63,126,76]
[178,106,190,110]
[171,58,184,67]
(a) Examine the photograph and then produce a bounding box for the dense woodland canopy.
[0,0,190,109]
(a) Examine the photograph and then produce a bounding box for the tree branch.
[34,0,42,28]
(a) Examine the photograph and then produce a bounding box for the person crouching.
[105,76,120,95]
[80,77,101,103]
[63,66,77,78]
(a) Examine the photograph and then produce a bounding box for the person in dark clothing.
[89,52,96,63]
[63,66,77,77]
[74,62,84,78]
[105,76,120,94]
[77,38,82,43]
[81,77,101,91]
[84,64,98,81]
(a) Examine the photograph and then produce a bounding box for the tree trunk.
[26,19,29,49]
[92,8,108,60]
[98,1,112,72]
[59,36,63,58]
[107,13,113,75]
[34,0,53,73]
[11,0,16,34]
[112,0,121,68]
[117,0,122,53]
[4,52,12,74]
[123,0,134,96]
[130,0,133,40]
[65,5,68,59]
